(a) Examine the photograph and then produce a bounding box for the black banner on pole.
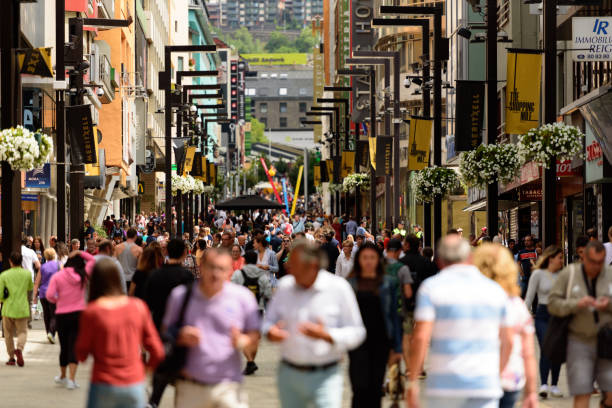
[191,151,203,177]
[357,140,369,169]
[320,161,329,183]
[376,136,392,177]
[455,80,485,151]
[66,104,96,164]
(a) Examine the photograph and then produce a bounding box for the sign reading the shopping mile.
[505,50,542,135]
[376,136,392,177]
[66,104,97,164]
[455,81,485,151]
[350,0,376,123]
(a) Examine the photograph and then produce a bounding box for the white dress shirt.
[21,245,38,281]
[262,270,366,366]
[335,254,354,278]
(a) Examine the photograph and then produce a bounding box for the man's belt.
[282,359,339,372]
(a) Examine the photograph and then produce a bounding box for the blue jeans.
[87,382,145,408]
[499,390,520,408]
[534,305,561,386]
[277,362,343,408]
[428,396,498,408]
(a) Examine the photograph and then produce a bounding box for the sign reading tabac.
[505,49,542,135]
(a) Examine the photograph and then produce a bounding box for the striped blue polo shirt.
[415,263,511,398]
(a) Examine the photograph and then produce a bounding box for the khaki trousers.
[175,380,248,408]
[3,317,28,358]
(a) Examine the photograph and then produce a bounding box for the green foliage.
[293,28,316,53]
[213,26,316,55]
[212,27,264,54]
[93,224,108,239]
[250,118,268,143]
[264,28,315,53]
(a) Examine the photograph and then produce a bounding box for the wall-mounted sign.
[25,163,51,188]
[519,186,543,202]
[573,17,612,61]
[585,122,612,183]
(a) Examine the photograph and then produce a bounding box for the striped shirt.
[415,264,512,398]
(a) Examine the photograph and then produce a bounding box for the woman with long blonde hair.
[473,243,538,408]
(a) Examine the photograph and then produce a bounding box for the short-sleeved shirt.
[501,296,534,391]
[517,249,538,278]
[163,282,260,384]
[0,267,34,318]
[415,264,512,398]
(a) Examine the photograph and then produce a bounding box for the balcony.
[99,54,115,103]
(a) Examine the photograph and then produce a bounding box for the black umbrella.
[215,195,285,210]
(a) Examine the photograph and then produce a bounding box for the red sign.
[586,140,604,166]
[556,159,580,177]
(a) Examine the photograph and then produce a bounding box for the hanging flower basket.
[201,185,215,195]
[459,143,523,188]
[518,122,584,168]
[328,182,343,193]
[413,166,459,203]
[342,172,370,192]
[171,174,196,195]
[0,126,53,171]
[192,179,205,195]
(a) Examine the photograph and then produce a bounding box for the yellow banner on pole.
[291,165,304,217]
[326,159,334,181]
[314,165,321,186]
[505,50,542,135]
[341,151,355,178]
[183,146,196,175]
[202,158,208,182]
[408,118,432,170]
[369,137,376,170]
[84,127,100,176]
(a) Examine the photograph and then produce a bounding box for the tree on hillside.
[212,27,264,54]
[264,30,294,53]
[294,28,316,53]
[250,118,268,143]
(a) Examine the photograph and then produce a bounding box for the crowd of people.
[0,208,611,408]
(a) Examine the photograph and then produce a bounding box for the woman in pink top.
[46,250,95,390]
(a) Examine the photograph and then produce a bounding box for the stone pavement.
[0,320,602,407]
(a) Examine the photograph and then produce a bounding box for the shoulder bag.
[156,283,194,382]
[542,265,575,365]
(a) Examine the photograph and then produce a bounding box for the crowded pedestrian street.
[3,0,612,407]
[1,319,600,408]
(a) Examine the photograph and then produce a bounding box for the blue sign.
[21,194,38,202]
[25,163,51,188]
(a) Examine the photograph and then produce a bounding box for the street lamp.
[377,5,444,246]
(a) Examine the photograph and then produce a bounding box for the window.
[246,88,256,96]
[280,102,287,113]
[280,117,287,127]
[260,103,268,113]
[299,102,307,112]
[279,88,287,96]
[178,57,184,73]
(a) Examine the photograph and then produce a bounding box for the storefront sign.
[467,186,487,205]
[519,187,542,201]
[572,17,612,61]
[408,118,432,170]
[556,159,581,177]
[241,54,308,66]
[351,0,376,123]
[501,161,541,192]
[455,80,485,151]
[585,122,612,183]
[375,136,392,177]
[18,48,54,78]
[505,50,542,134]
[25,163,51,188]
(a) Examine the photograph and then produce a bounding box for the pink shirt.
[46,251,95,314]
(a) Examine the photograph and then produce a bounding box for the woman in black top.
[348,242,402,408]
[129,243,164,299]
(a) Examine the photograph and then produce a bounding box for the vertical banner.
[357,139,369,169]
[313,46,324,143]
[85,126,101,176]
[505,49,542,135]
[66,104,96,164]
[291,165,304,216]
[376,136,392,177]
[320,161,329,183]
[202,157,208,182]
[183,146,197,175]
[455,80,485,151]
[341,151,356,178]
[351,0,376,122]
[408,117,432,170]
[191,151,203,178]
[314,164,321,186]
[326,159,334,182]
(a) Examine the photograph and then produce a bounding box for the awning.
[463,201,486,212]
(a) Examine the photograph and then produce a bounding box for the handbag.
[542,265,575,365]
[155,283,194,381]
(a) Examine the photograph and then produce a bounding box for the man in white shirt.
[263,239,365,408]
[21,239,40,282]
[604,226,612,266]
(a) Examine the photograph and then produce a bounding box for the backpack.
[386,261,404,314]
[240,269,261,302]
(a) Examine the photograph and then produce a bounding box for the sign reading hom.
[573,17,612,61]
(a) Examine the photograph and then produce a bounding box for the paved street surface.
[0,320,602,407]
